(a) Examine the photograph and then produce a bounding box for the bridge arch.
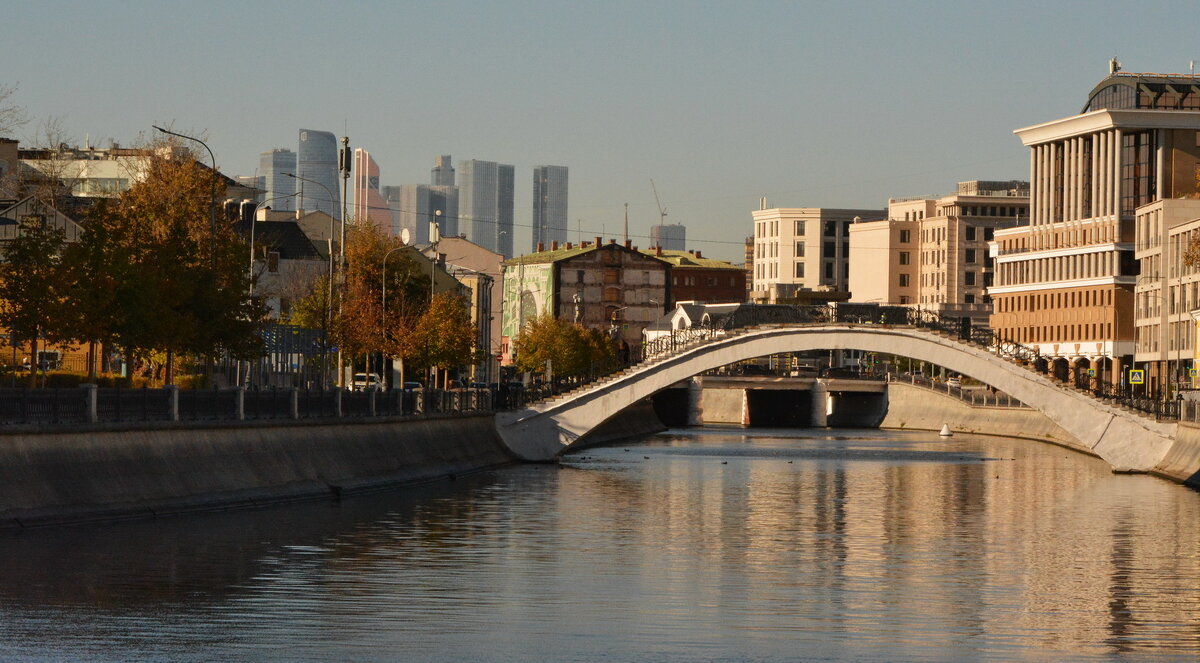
[495,325,1176,471]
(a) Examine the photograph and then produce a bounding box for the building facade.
[458,159,514,258]
[297,129,340,219]
[651,223,686,251]
[751,205,884,303]
[259,148,296,211]
[431,154,455,187]
[500,238,671,363]
[532,165,568,251]
[396,184,458,246]
[988,66,1200,385]
[647,248,746,304]
[1134,199,1200,393]
[851,181,1028,323]
[352,148,393,233]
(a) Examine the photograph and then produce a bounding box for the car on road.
[350,373,382,391]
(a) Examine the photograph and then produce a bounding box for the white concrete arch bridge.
[494,320,1179,474]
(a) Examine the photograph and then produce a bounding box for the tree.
[0,83,27,137]
[69,147,264,383]
[0,217,69,386]
[408,291,478,383]
[513,314,616,380]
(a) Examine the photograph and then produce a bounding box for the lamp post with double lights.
[283,171,341,387]
[427,210,443,387]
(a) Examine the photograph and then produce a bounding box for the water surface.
[0,428,1197,662]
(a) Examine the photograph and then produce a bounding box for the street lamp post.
[428,210,442,387]
[380,246,407,389]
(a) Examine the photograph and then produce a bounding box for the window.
[965,249,977,264]
[899,229,911,243]
[899,296,910,305]
[965,226,977,241]
[603,287,620,303]
[279,298,292,318]
[899,273,910,287]
[984,228,995,241]
[794,262,805,278]
[823,221,836,237]
[795,220,806,235]
[576,270,585,283]
[965,271,976,286]
[899,251,910,265]
[823,241,835,255]
[824,263,833,279]
[965,294,975,304]
[603,268,620,284]
[267,251,280,273]
[795,241,805,257]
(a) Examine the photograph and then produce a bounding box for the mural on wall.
[501,262,555,344]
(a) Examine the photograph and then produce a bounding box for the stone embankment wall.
[884,382,1200,489]
[0,414,514,529]
[881,382,1091,455]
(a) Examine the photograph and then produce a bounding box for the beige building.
[989,65,1200,385]
[750,203,883,304]
[425,236,504,382]
[1134,198,1200,393]
[849,181,1028,323]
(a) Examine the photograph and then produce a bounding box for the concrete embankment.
[1154,423,1200,488]
[883,382,1200,489]
[570,399,668,452]
[881,382,1093,456]
[0,414,514,529]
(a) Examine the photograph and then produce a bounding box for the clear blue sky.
[4,0,1198,262]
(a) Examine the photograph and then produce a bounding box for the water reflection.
[0,428,1197,662]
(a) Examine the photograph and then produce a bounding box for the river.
[0,428,1197,662]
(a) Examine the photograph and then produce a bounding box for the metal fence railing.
[0,386,501,428]
[886,372,1028,409]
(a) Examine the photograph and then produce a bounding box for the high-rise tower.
[431,154,455,187]
[459,159,514,257]
[259,149,296,211]
[297,129,340,218]
[532,165,568,251]
[353,148,393,233]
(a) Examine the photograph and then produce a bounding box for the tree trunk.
[28,335,37,389]
[165,349,174,386]
[87,340,97,381]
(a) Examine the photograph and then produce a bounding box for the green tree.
[408,291,478,383]
[0,217,69,386]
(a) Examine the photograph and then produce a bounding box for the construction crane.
[650,179,668,226]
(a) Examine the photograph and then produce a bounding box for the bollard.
[82,383,98,423]
[166,385,179,422]
[334,388,343,418]
[235,385,245,421]
[290,387,300,419]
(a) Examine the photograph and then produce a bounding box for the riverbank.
[0,413,514,529]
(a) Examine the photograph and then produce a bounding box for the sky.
[4,0,1200,262]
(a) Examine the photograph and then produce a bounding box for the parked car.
[402,382,423,392]
[350,373,382,391]
[946,376,962,388]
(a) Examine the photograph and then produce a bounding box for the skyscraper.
[297,129,340,218]
[431,154,455,187]
[458,159,514,257]
[396,184,459,246]
[259,148,296,211]
[532,165,568,251]
[651,223,687,251]
[353,148,393,233]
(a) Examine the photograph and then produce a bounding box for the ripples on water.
[0,428,1197,662]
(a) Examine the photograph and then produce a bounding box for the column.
[811,380,829,428]
[687,377,704,426]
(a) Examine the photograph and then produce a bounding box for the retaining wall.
[0,414,514,529]
[1154,423,1200,488]
[882,382,1091,455]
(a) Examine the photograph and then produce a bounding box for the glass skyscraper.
[431,154,455,187]
[459,159,515,257]
[297,129,340,219]
[532,165,568,251]
[259,148,296,211]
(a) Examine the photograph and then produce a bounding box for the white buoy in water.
[939,424,953,437]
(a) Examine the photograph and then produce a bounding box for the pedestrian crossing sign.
[1086,368,1096,377]
[1129,369,1145,385]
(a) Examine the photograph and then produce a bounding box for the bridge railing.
[887,372,1028,409]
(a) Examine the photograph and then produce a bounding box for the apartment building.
[1134,199,1200,392]
[750,204,883,304]
[989,64,1200,385]
[849,181,1028,323]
